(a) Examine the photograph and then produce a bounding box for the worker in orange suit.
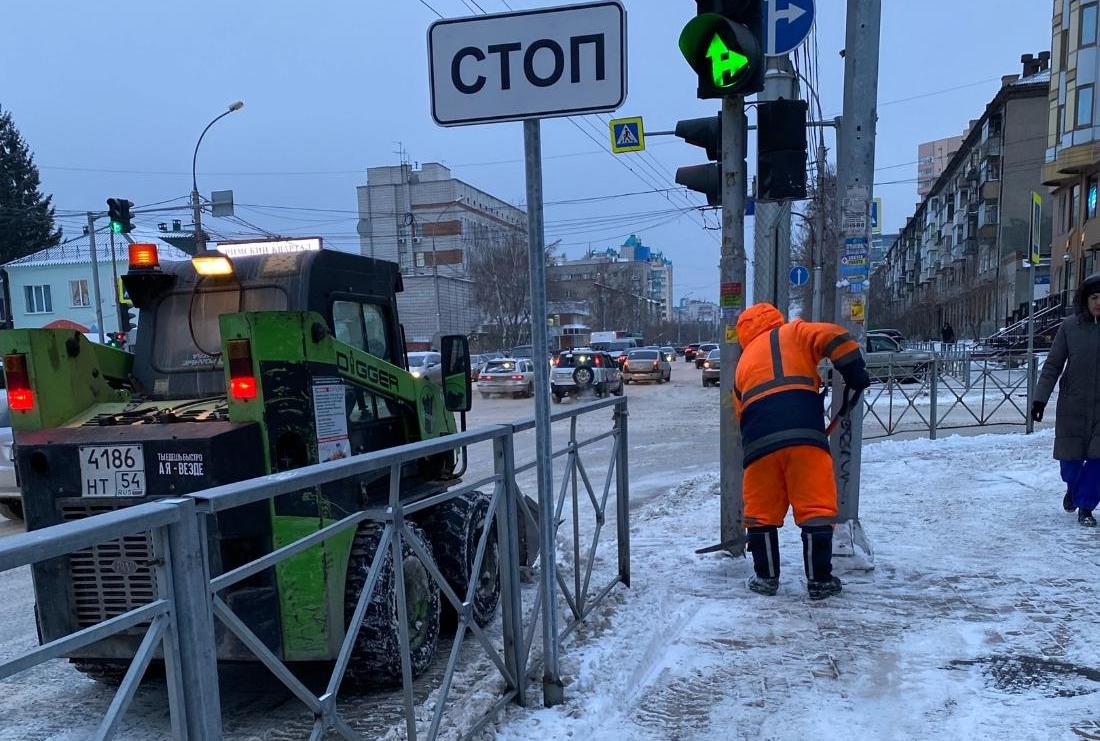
[733,303,869,600]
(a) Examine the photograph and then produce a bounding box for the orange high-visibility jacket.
[734,303,863,467]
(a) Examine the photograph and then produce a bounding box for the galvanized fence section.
[861,352,1036,440]
[0,498,221,740]
[0,398,630,740]
[507,398,630,703]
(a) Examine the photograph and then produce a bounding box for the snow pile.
[492,430,1100,740]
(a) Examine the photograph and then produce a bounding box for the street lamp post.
[430,197,464,340]
[191,101,244,255]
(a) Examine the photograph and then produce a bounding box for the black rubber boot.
[746,526,780,596]
[802,525,842,600]
[1064,490,1077,513]
[1079,509,1097,527]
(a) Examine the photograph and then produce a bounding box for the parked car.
[865,334,933,382]
[694,343,719,368]
[684,343,702,362]
[550,349,624,402]
[406,351,442,384]
[659,346,677,363]
[510,345,534,359]
[622,348,672,384]
[701,349,721,387]
[870,328,905,343]
[478,358,536,398]
[0,391,19,521]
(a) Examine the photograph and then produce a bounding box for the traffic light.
[117,303,136,334]
[675,115,722,207]
[679,1,765,99]
[107,198,134,234]
[757,99,809,201]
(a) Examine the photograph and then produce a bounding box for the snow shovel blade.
[695,538,745,555]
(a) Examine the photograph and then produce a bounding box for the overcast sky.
[1,0,1052,305]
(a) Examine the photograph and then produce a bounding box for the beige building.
[871,55,1053,340]
[918,133,968,198]
[1044,1,1100,301]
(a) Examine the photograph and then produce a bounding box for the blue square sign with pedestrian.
[610,116,645,154]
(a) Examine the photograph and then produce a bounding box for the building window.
[69,279,90,308]
[1071,183,1082,230]
[1077,84,1094,129]
[1089,177,1099,221]
[1082,3,1098,47]
[24,285,52,314]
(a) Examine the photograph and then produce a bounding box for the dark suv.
[550,349,624,402]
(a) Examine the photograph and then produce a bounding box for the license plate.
[79,445,146,497]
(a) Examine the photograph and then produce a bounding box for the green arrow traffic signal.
[679,9,763,98]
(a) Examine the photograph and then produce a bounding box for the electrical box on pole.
[756,98,808,201]
[678,0,766,99]
[674,115,722,206]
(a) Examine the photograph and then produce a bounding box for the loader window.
[331,300,391,362]
[153,286,288,370]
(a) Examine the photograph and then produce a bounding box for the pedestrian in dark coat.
[941,321,956,345]
[1033,272,1100,527]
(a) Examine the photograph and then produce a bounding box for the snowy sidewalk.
[493,430,1100,741]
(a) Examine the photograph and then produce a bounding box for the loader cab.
[123,248,407,401]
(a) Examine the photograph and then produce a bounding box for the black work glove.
[840,365,871,394]
[1031,402,1045,423]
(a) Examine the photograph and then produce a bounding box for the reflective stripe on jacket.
[734,303,862,467]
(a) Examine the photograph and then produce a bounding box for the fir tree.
[0,105,62,263]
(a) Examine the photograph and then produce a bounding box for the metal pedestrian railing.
[0,498,215,740]
[861,351,1037,440]
[0,397,630,740]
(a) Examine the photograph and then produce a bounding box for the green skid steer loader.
[2,245,502,686]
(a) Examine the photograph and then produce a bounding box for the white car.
[478,358,536,398]
[406,351,443,385]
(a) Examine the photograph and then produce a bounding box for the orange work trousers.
[743,445,837,528]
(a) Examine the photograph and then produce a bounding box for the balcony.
[980,136,1002,159]
[978,203,999,238]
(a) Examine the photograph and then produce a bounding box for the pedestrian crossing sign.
[610,116,645,154]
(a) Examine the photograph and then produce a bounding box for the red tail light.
[479,374,491,381]
[652,361,659,370]
[4,354,33,411]
[227,339,257,400]
[594,355,602,367]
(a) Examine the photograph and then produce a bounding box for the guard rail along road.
[0,396,631,740]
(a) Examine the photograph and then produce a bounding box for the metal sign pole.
[523,117,562,707]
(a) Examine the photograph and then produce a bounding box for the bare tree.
[467,225,557,350]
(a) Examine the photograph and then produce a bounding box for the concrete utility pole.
[831,0,881,567]
[719,96,748,556]
[753,56,799,311]
[85,213,106,343]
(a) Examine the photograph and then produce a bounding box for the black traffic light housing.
[756,99,809,201]
[107,198,134,234]
[117,303,136,334]
[679,0,765,99]
[675,115,723,207]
